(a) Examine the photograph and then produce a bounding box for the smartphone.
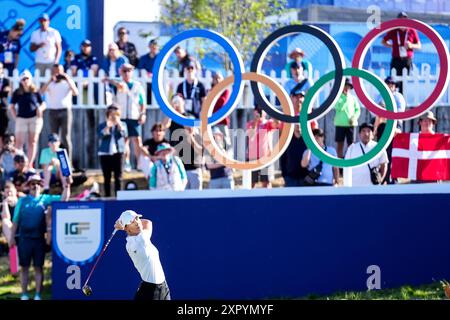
[57,149,72,177]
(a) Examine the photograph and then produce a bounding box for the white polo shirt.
[46,81,72,110]
[126,229,166,284]
[343,140,389,187]
[30,27,62,64]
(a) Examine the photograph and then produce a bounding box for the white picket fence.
[5,63,449,111]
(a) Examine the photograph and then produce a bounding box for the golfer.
[114,210,171,300]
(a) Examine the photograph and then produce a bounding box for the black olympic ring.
[250,24,346,122]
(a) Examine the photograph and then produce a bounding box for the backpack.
[17,196,47,238]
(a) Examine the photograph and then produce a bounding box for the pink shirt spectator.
[246,119,278,160]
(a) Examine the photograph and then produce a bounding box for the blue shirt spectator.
[71,39,99,77]
[11,88,43,118]
[138,39,159,74]
[374,77,406,132]
[304,146,337,185]
[13,192,60,238]
[0,19,25,75]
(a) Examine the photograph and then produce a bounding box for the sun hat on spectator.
[288,48,305,59]
[154,143,174,155]
[20,70,32,80]
[418,111,437,124]
[39,13,50,20]
[25,174,44,186]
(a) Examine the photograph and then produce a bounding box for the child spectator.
[143,123,168,160]
[0,134,25,185]
[149,143,187,191]
[9,154,35,195]
[39,133,66,193]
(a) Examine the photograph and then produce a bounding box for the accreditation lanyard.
[40,30,51,58]
[183,79,198,100]
[396,29,408,47]
[3,37,14,63]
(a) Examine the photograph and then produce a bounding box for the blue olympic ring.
[152,29,245,127]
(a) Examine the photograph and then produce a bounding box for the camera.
[56,74,66,81]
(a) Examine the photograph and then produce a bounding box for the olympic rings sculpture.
[152,19,450,169]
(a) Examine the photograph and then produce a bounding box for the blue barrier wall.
[0,0,88,72]
[52,187,450,300]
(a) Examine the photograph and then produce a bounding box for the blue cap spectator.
[71,39,99,77]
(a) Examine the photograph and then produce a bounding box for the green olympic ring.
[300,68,397,168]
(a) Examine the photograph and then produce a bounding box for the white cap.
[20,70,32,80]
[119,210,142,226]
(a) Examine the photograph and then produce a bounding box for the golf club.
[82,229,118,296]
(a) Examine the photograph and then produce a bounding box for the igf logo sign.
[65,222,90,235]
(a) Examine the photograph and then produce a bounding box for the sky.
[103,0,160,49]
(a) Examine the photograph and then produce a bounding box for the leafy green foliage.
[160,0,289,70]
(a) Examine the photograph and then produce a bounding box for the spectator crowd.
[0,11,448,299]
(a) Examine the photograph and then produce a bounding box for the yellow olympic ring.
[200,72,294,171]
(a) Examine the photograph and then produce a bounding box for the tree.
[160,0,289,72]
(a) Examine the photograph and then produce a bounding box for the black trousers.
[0,109,8,137]
[99,153,123,197]
[134,280,171,300]
[390,57,412,94]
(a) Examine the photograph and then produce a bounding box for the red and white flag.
[391,133,450,181]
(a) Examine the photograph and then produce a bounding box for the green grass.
[0,253,447,300]
[303,282,447,300]
[0,255,52,300]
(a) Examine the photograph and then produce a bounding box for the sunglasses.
[21,77,30,81]
[29,182,41,186]
[123,69,133,73]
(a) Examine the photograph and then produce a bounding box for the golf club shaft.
[83,229,117,287]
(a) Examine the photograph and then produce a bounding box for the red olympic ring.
[352,18,450,120]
